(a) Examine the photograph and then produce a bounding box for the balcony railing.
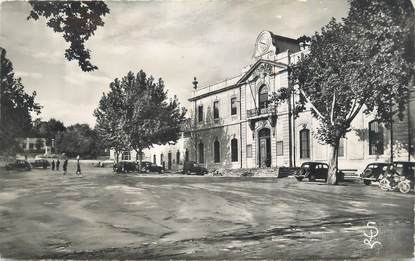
[246,106,276,118]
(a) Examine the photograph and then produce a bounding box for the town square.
[0,0,414,259]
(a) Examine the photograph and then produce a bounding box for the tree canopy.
[272,0,414,184]
[94,70,187,164]
[27,1,110,72]
[32,118,66,145]
[0,48,41,155]
[55,124,101,158]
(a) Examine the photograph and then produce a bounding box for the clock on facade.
[254,31,272,57]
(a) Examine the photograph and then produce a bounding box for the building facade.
[116,31,415,171]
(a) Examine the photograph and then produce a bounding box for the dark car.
[360,162,390,185]
[182,161,208,175]
[30,159,50,169]
[295,162,344,182]
[5,160,31,171]
[140,161,165,173]
[386,161,415,183]
[113,161,138,173]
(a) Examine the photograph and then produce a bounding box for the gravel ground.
[0,163,413,260]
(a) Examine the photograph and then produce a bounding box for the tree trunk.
[327,142,339,185]
[136,148,143,173]
[115,151,119,164]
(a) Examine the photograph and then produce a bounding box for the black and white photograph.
[0,0,414,259]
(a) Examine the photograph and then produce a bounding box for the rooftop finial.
[192,77,198,89]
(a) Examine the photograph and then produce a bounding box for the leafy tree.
[94,70,187,168]
[27,1,110,72]
[55,124,98,158]
[272,0,414,184]
[94,79,129,163]
[0,48,41,155]
[32,118,66,147]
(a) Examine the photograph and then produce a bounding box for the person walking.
[56,159,60,171]
[51,160,55,171]
[76,155,81,175]
[63,158,68,175]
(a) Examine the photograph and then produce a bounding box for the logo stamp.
[363,221,382,249]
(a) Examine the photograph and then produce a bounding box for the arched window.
[153,155,156,164]
[176,151,180,165]
[299,129,310,159]
[214,140,220,163]
[185,149,189,162]
[258,85,268,109]
[198,143,204,163]
[231,138,238,162]
[160,154,164,165]
[369,120,384,155]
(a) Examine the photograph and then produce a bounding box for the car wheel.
[160,169,164,174]
[379,178,389,191]
[186,170,191,175]
[399,182,411,194]
[363,180,371,186]
[309,174,316,182]
[146,169,150,173]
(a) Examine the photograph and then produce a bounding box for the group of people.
[51,158,68,174]
[50,155,81,175]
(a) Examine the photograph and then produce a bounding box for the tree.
[27,1,110,72]
[32,118,66,147]
[94,79,128,163]
[0,47,41,155]
[94,70,187,169]
[272,0,414,185]
[55,124,98,158]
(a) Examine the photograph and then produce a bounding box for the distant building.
[113,31,415,171]
[18,137,51,155]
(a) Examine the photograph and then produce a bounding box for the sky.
[0,0,350,127]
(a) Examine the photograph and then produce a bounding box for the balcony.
[246,106,276,119]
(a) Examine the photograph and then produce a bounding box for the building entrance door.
[258,128,271,168]
[168,152,172,170]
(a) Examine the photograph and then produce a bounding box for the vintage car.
[113,161,138,173]
[182,161,208,175]
[360,162,390,185]
[30,159,50,169]
[381,161,415,185]
[5,160,31,171]
[295,162,344,182]
[140,161,165,173]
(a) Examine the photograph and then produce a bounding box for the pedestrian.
[56,159,60,171]
[63,158,68,175]
[51,160,55,171]
[76,155,81,175]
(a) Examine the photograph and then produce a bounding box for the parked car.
[383,161,415,187]
[391,161,415,180]
[360,162,390,185]
[140,161,165,173]
[30,159,50,169]
[5,160,31,171]
[182,161,208,175]
[295,162,344,182]
[113,161,138,173]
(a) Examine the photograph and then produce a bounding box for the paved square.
[0,163,413,259]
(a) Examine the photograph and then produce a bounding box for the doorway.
[258,128,271,167]
[168,152,172,170]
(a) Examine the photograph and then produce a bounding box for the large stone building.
[113,31,415,171]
